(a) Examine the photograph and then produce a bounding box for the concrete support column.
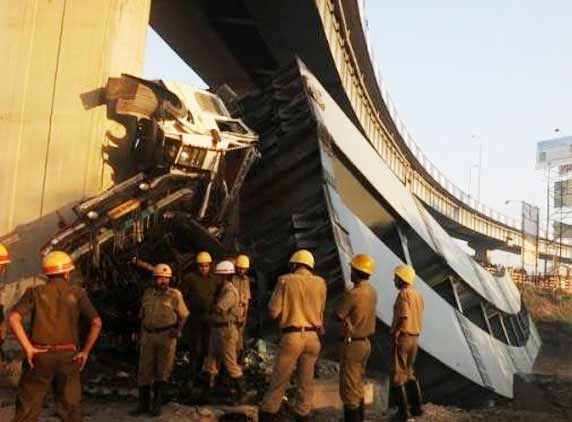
[0,0,151,282]
[474,247,491,266]
[469,241,492,266]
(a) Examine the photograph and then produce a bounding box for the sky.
[143,3,572,264]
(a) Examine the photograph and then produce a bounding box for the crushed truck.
[40,74,258,338]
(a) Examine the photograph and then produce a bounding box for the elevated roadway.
[150,0,571,265]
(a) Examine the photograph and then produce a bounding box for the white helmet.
[214,260,235,275]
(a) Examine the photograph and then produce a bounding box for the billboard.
[554,179,572,208]
[521,202,539,273]
[553,221,572,240]
[536,136,572,169]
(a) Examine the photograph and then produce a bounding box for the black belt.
[143,324,177,333]
[282,326,318,334]
[340,336,369,343]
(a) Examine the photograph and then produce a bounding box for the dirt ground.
[1,321,572,421]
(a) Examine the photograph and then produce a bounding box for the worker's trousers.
[260,331,321,416]
[392,334,419,386]
[339,338,371,408]
[15,351,82,422]
[203,323,243,378]
[137,330,177,385]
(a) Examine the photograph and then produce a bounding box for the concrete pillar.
[474,247,491,266]
[0,1,151,283]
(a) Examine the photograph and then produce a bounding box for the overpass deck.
[313,0,571,263]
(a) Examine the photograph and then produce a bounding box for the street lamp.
[468,164,479,197]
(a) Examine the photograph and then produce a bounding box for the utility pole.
[472,134,483,201]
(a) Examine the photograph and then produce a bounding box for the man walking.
[260,249,327,422]
[336,254,378,421]
[132,264,189,416]
[391,265,424,421]
[9,251,102,422]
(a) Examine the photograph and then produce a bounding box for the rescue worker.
[233,254,252,360]
[9,251,102,422]
[132,264,189,417]
[0,244,11,351]
[391,265,424,421]
[179,251,216,379]
[336,254,378,422]
[260,249,327,422]
[201,260,244,403]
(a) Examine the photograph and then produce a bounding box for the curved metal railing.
[314,0,570,260]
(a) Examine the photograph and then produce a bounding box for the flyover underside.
[236,63,540,404]
[150,0,361,134]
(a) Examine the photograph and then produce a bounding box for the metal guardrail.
[314,0,572,261]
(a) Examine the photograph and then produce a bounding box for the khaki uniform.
[336,281,377,408]
[179,272,216,371]
[203,282,242,378]
[261,268,327,416]
[390,287,424,386]
[138,287,189,386]
[232,274,251,354]
[12,277,99,422]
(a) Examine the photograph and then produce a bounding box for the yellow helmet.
[42,251,75,276]
[0,244,11,264]
[351,254,375,275]
[289,249,315,269]
[153,263,172,278]
[394,265,416,285]
[235,254,250,269]
[196,251,212,264]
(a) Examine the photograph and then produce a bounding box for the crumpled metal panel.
[325,185,485,389]
[298,60,522,316]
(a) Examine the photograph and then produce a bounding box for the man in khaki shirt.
[133,264,189,417]
[391,265,424,421]
[336,254,378,422]
[201,260,244,404]
[9,251,102,422]
[260,249,327,422]
[232,254,252,359]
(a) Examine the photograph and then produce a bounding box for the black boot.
[359,400,365,421]
[199,372,215,404]
[394,385,414,421]
[406,380,423,416]
[343,406,361,422]
[149,381,164,417]
[130,385,151,416]
[294,413,312,422]
[259,411,276,422]
[230,376,245,404]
